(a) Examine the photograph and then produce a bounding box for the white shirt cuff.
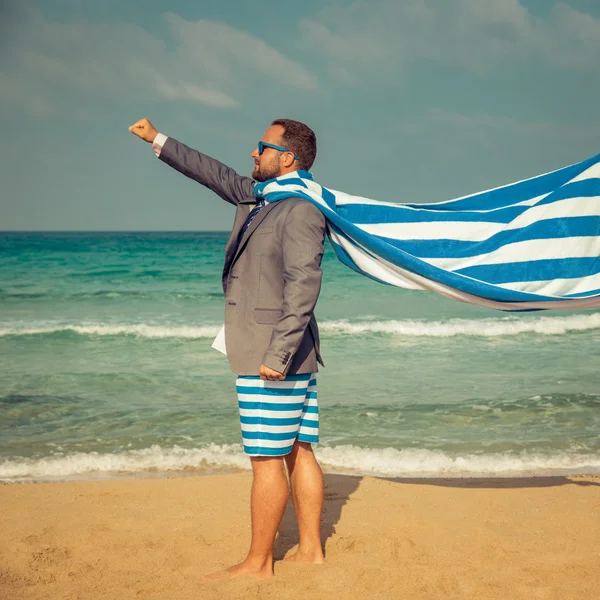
[152,133,168,157]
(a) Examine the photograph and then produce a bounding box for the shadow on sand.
[379,475,600,489]
[273,472,598,560]
[273,473,362,560]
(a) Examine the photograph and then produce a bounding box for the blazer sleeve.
[158,137,255,206]
[261,200,327,375]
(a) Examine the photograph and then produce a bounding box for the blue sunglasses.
[257,141,299,161]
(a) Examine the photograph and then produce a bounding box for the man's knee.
[292,440,314,455]
[250,455,286,476]
[285,440,314,468]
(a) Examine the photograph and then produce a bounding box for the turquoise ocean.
[1,231,599,482]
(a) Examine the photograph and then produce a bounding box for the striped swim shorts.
[236,373,319,457]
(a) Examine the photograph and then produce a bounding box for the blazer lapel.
[228,201,281,271]
[222,197,256,278]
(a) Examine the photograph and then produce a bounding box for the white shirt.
[151,132,169,157]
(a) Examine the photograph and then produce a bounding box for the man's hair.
[271,118,317,171]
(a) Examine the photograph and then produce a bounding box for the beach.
[2,472,599,599]
[4,0,600,595]
[2,232,599,598]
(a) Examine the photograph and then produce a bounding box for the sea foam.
[1,313,599,339]
[319,313,600,337]
[1,444,599,483]
[0,323,223,339]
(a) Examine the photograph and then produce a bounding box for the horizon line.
[0,230,232,233]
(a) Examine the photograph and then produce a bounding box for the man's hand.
[259,364,285,381]
[129,118,158,143]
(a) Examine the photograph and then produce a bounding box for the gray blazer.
[159,137,326,376]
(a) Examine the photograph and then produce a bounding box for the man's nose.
[251,148,259,158]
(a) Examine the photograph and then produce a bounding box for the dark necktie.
[238,199,266,241]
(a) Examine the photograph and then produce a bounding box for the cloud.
[0,71,54,117]
[0,5,317,116]
[299,0,600,81]
[128,61,240,108]
[165,14,318,92]
[404,109,600,142]
[536,3,600,69]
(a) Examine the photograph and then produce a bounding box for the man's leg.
[208,455,289,579]
[284,440,325,563]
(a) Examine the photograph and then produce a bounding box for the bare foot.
[283,547,325,564]
[203,561,274,580]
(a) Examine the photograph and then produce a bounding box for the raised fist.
[128,118,158,143]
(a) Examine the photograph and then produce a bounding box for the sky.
[1,0,600,231]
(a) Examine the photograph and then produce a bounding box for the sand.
[1,472,599,600]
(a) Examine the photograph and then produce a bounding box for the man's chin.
[252,172,270,183]
[252,168,281,183]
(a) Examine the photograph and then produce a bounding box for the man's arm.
[129,118,254,207]
[261,201,326,376]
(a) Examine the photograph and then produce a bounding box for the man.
[129,117,327,579]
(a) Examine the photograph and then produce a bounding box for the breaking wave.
[1,313,599,339]
[319,313,600,337]
[1,444,599,483]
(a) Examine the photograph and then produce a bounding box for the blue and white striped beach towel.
[255,153,600,311]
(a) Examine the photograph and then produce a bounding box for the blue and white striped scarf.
[254,153,600,311]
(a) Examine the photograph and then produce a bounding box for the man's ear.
[282,153,296,168]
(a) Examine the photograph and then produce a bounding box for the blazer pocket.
[254,226,273,235]
[254,308,281,324]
